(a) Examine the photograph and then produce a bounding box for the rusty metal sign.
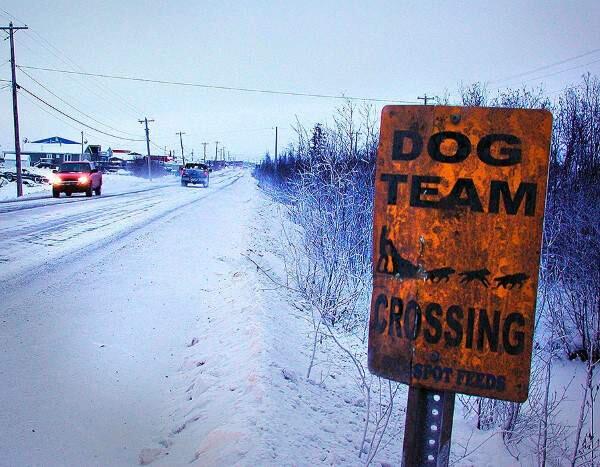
[368,105,552,402]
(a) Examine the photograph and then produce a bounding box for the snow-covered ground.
[0,168,596,466]
[1,168,254,466]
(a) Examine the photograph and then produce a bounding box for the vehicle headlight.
[50,175,62,185]
[78,176,90,184]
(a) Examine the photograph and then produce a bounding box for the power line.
[18,84,145,141]
[20,91,91,134]
[149,140,164,151]
[491,47,600,85]
[21,90,146,147]
[19,67,146,138]
[0,6,147,120]
[13,34,146,122]
[0,8,25,26]
[3,78,157,148]
[516,57,600,85]
[0,13,162,148]
[0,5,147,118]
[4,17,165,146]
[18,65,419,103]
[22,33,146,117]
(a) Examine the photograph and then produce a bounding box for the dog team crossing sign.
[368,105,552,402]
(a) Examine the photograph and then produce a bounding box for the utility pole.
[214,141,220,161]
[2,22,28,197]
[176,131,186,165]
[139,117,154,181]
[191,149,194,162]
[81,131,84,158]
[275,126,278,159]
[417,94,436,105]
[202,142,208,162]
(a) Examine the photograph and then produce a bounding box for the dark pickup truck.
[50,161,103,198]
[181,163,211,187]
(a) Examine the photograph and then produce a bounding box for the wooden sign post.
[368,105,552,465]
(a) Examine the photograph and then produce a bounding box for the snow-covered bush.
[255,101,404,461]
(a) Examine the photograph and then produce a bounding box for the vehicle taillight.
[204,171,208,175]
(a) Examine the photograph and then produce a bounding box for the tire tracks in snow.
[0,172,244,299]
[0,181,175,214]
[0,169,241,214]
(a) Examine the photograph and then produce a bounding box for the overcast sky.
[1,1,599,160]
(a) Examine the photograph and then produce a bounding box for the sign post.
[368,105,552,465]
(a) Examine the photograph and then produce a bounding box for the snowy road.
[0,168,266,466]
[0,169,242,286]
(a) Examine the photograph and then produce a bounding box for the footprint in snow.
[281,368,298,384]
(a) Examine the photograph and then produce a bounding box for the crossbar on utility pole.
[1,22,28,197]
[176,131,186,165]
[139,118,154,181]
[417,94,436,105]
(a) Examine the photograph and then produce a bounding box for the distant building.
[1,136,102,166]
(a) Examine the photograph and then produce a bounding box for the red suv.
[51,161,103,198]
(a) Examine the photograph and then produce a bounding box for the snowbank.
[0,169,178,202]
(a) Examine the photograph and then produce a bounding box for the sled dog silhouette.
[494,273,529,289]
[425,267,455,283]
[458,268,491,287]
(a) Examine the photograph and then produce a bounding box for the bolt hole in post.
[402,387,455,466]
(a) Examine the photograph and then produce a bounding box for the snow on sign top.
[368,105,552,402]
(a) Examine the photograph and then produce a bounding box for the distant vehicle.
[181,163,211,187]
[50,161,102,198]
[1,168,48,184]
[33,160,58,170]
[163,162,180,174]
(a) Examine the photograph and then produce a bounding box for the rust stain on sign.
[368,105,552,402]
